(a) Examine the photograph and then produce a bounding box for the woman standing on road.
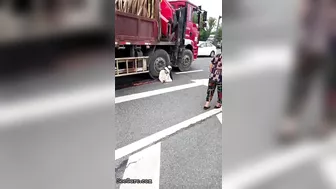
[204,54,222,110]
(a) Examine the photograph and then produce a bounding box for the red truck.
[115,0,207,78]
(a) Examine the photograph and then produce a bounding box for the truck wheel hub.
[154,57,166,72]
[182,55,190,67]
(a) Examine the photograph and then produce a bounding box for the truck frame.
[115,0,207,78]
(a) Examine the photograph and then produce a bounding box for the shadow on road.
[115,74,157,90]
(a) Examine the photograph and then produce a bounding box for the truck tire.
[149,49,170,78]
[210,51,215,57]
[178,49,193,72]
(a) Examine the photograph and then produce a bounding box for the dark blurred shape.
[13,0,33,14]
[0,0,113,76]
[280,0,336,141]
[0,1,114,189]
[222,0,239,19]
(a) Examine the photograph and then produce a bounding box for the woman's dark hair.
[211,54,222,64]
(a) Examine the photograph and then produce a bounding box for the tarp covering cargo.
[115,0,159,19]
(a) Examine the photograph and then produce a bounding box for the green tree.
[192,14,218,41]
[214,23,222,42]
[199,17,216,41]
[193,13,198,23]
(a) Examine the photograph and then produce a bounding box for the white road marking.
[115,81,203,104]
[243,44,293,62]
[117,44,293,104]
[0,45,293,126]
[319,137,336,188]
[175,70,203,74]
[223,47,293,78]
[222,44,293,78]
[191,79,209,86]
[120,142,161,189]
[216,113,222,124]
[222,135,336,189]
[319,154,336,189]
[115,108,222,160]
[0,86,114,126]
[0,79,206,126]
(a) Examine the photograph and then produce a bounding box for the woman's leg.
[285,49,319,117]
[216,81,222,106]
[205,79,217,107]
[323,37,336,129]
[280,48,322,140]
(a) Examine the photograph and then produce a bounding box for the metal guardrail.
[115,56,149,77]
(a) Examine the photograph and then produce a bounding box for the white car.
[197,41,217,57]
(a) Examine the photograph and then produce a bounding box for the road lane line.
[115,108,222,160]
[216,113,222,124]
[116,45,293,104]
[0,45,293,126]
[119,142,161,189]
[191,79,209,86]
[222,135,336,189]
[0,79,208,126]
[319,154,336,189]
[175,70,203,74]
[222,142,322,189]
[0,86,114,126]
[115,82,203,104]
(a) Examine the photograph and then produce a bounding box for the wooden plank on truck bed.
[115,0,157,19]
[140,0,148,17]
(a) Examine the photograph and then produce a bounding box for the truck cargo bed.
[115,11,159,45]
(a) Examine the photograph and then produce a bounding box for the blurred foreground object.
[280,0,336,140]
[0,1,114,189]
[0,0,111,73]
[0,0,109,43]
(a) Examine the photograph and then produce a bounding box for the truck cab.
[168,0,205,59]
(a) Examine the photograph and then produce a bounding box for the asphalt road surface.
[115,41,336,189]
[1,43,334,189]
[0,47,334,189]
[2,0,336,188]
[115,56,222,189]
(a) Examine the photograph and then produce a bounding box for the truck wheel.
[178,49,193,72]
[210,51,215,58]
[149,49,170,78]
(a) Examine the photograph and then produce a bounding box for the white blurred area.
[0,1,114,189]
[221,0,336,188]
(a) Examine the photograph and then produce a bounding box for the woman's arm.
[209,63,213,72]
[209,56,217,72]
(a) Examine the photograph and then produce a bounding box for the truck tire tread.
[149,49,170,78]
[178,49,193,72]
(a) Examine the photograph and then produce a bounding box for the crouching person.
[159,66,173,83]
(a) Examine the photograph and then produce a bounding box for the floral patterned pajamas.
[206,79,222,104]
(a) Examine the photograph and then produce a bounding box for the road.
[113,0,336,188]
[115,41,336,189]
[1,0,335,188]
[115,55,222,189]
[1,43,334,189]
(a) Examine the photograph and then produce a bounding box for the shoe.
[203,106,211,110]
[214,104,222,109]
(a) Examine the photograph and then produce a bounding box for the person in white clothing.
[159,66,173,83]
